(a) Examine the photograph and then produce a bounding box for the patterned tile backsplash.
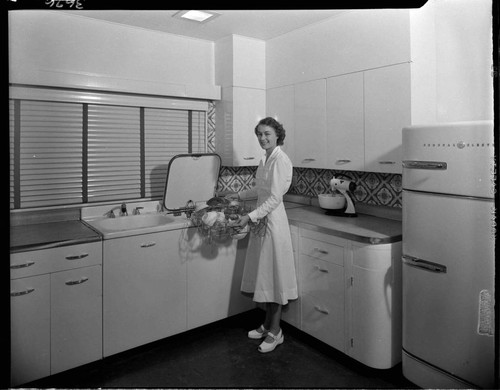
[217,166,402,208]
[207,101,402,208]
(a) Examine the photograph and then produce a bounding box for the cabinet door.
[267,85,295,162]
[300,255,344,351]
[233,87,266,165]
[10,275,50,386]
[294,79,327,168]
[51,265,102,374]
[103,230,187,357]
[348,242,402,369]
[326,73,364,171]
[364,63,411,173]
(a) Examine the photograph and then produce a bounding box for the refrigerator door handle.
[402,160,448,170]
[402,255,447,273]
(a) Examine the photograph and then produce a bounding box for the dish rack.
[190,199,267,242]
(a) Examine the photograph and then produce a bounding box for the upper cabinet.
[215,35,267,166]
[266,85,295,162]
[326,73,365,171]
[293,79,327,168]
[364,63,411,173]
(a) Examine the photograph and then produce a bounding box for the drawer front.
[300,255,344,301]
[11,242,102,279]
[301,293,344,352]
[300,236,344,266]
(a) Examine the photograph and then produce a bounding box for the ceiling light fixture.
[173,10,221,24]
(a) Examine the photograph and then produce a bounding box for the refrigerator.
[401,120,495,388]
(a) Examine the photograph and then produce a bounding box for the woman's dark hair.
[254,117,286,146]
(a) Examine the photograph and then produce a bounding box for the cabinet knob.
[313,247,329,255]
[10,261,35,269]
[65,253,89,261]
[65,277,89,286]
[378,160,396,164]
[314,265,329,273]
[11,288,35,297]
[314,305,329,315]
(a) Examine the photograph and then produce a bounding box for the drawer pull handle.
[11,288,35,297]
[302,158,316,163]
[243,157,255,160]
[336,159,351,164]
[140,242,157,248]
[65,253,89,260]
[314,265,329,273]
[314,248,328,255]
[378,160,396,165]
[11,261,35,269]
[314,305,329,315]
[65,277,89,286]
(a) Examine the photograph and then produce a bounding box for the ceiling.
[58,10,349,41]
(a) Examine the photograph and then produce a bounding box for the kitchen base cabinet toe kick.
[284,225,402,370]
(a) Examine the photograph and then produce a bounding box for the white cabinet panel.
[267,85,295,162]
[215,87,265,166]
[103,230,187,357]
[10,275,51,386]
[294,79,327,168]
[326,73,364,171]
[364,63,411,173]
[281,225,300,328]
[51,265,102,374]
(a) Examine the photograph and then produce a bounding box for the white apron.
[239,146,298,305]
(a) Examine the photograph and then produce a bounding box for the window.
[10,86,208,210]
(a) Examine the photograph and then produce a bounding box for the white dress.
[238,146,298,305]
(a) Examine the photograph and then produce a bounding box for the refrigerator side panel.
[402,190,495,388]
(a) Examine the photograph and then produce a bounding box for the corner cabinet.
[294,225,402,369]
[215,86,266,166]
[10,242,103,386]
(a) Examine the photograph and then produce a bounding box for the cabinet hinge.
[350,276,353,286]
[350,338,354,348]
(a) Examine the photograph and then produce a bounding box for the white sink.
[87,214,177,234]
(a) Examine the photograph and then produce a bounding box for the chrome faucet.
[104,203,128,218]
[133,206,144,215]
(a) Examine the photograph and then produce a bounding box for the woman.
[228,117,297,353]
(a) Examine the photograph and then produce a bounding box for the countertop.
[10,220,102,253]
[10,202,402,252]
[286,206,402,244]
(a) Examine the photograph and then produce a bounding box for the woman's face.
[255,124,278,152]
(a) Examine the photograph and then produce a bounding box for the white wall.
[410,0,494,123]
[8,10,220,99]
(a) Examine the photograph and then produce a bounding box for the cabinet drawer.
[300,236,344,266]
[10,242,102,279]
[300,255,344,302]
[301,293,344,352]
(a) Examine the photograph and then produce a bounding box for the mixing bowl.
[318,193,346,210]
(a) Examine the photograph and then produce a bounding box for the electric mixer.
[327,177,357,217]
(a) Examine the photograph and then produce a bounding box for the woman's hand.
[235,214,250,228]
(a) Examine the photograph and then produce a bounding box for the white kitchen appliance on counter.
[401,121,495,389]
[318,177,357,217]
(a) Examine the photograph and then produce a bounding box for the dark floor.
[24,309,418,389]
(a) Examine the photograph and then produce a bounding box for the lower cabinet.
[103,230,187,357]
[295,225,402,369]
[103,227,255,357]
[281,225,300,328]
[10,242,102,386]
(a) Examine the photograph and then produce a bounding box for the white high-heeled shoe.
[258,329,284,353]
[248,325,268,339]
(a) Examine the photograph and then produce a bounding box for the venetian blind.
[87,105,141,203]
[18,100,83,208]
[144,109,207,198]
